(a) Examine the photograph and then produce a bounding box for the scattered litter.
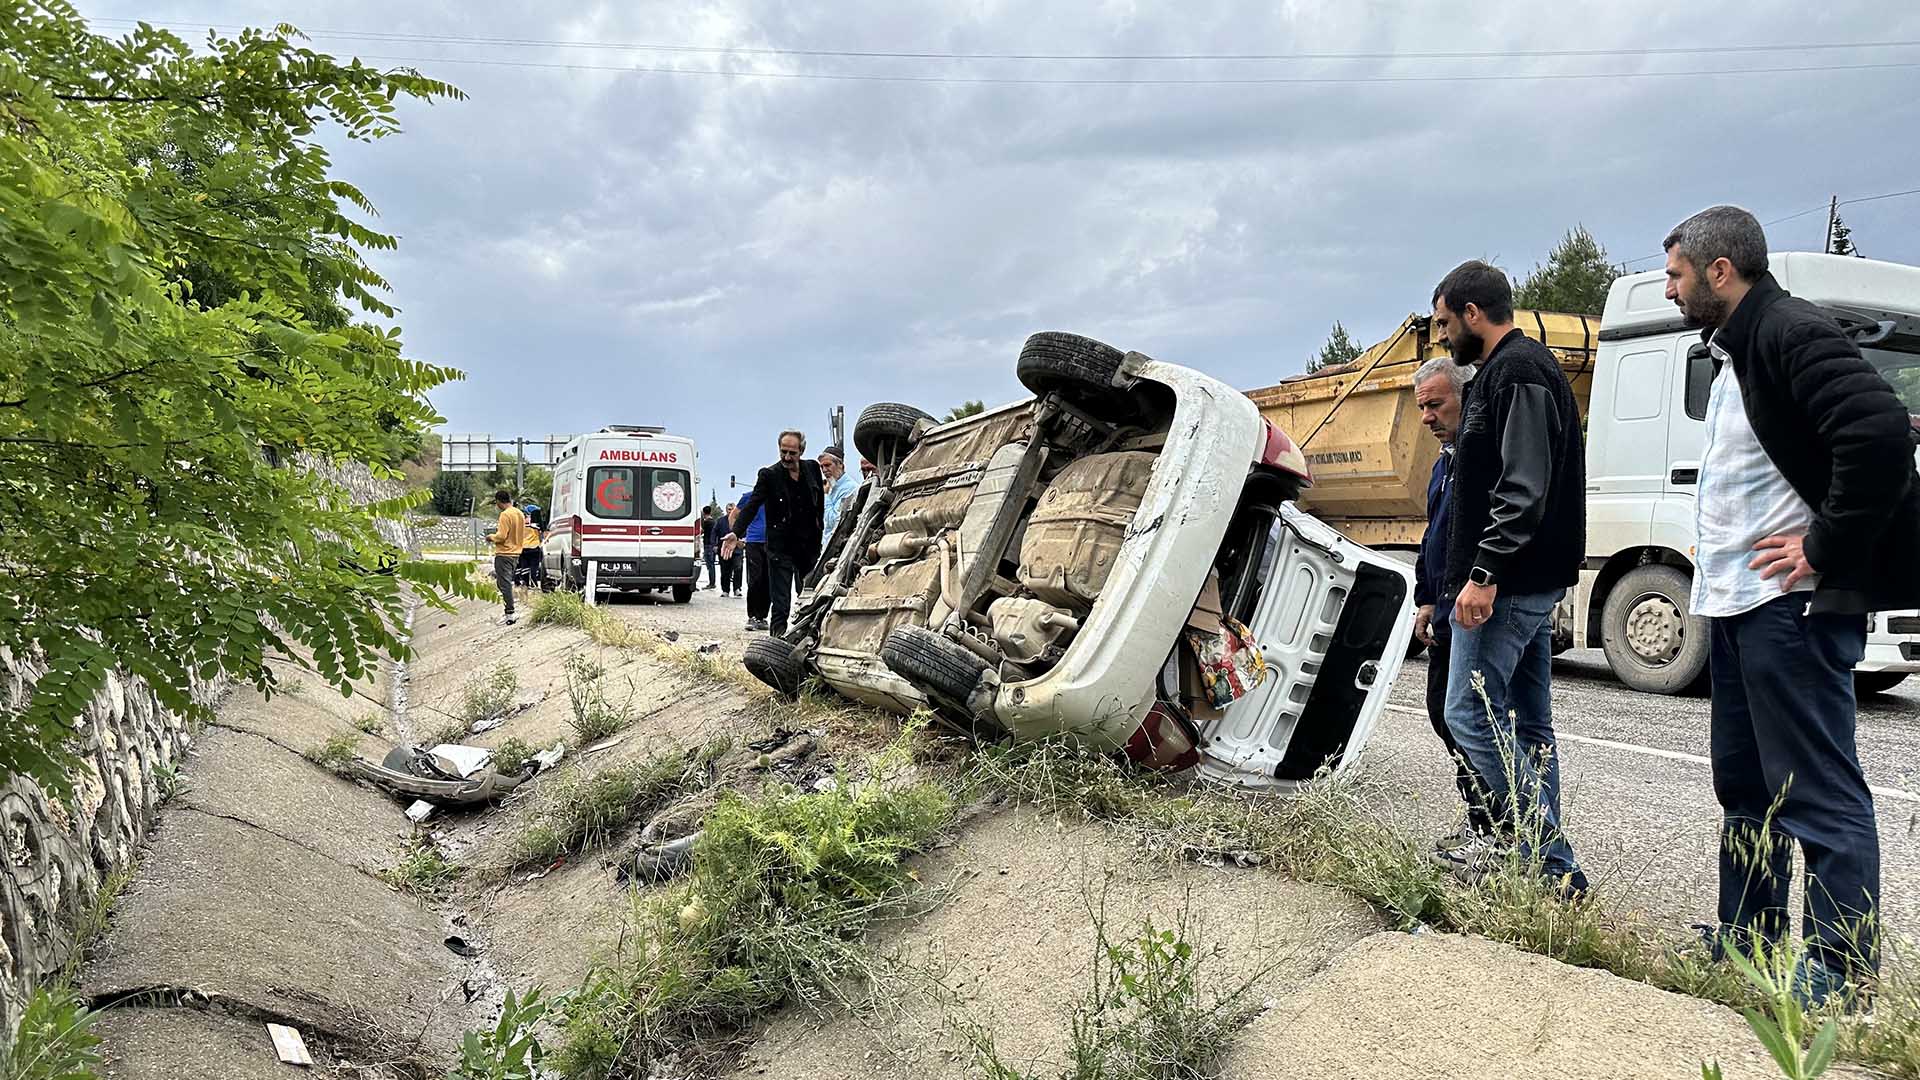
[443,935,480,958]
[469,716,505,734]
[585,734,629,755]
[697,640,722,654]
[812,776,838,793]
[358,744,530,806]
[266,1023,314,1066]
[460,980,481,1004]
[663,630,680,643]
[747,729,797,753]
[405,800,436,824]
[429,744,493,779]
[520,861,562,883]
[620,831,702,885]
[531,742,566,770]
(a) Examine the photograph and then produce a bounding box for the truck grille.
[1888,616,1920,635]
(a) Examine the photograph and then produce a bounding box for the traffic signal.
[730,474,736,487]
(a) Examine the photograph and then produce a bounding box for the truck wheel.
[882,625,988,709]
[1016,331,1137,422]
[1601,565,1708,695]
[672,584,693,604]
[1855,672,1908,696]
[744,637,806,697]
[854,402,933,466]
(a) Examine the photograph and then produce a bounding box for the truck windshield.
[587,466,692,521]
[1864,342,1920,422]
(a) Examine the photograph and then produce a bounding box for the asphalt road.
[601,586,1918,942]
[1372,647,1920,941]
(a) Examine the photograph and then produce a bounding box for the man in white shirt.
[1664,205,1920,1005]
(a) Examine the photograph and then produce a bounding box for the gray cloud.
[79,0,1920,501]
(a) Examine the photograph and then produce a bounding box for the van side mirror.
[1684,342,1713,420]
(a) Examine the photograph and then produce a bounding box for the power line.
[199,50,1920,87]
[1620,188,1920,267]
[87,18,1920,64]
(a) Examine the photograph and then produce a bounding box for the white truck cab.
[1564,252,1920,693]
[544,426,701,602]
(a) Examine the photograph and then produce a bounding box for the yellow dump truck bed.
[1246,311,1597,549]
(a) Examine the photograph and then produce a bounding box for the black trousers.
[1425,604,1494,835]
[719,554,742,594]
[1710,594,1878,980]
[704,549,718,587]
[767,551,799,636]
[745,542,769,620]
[491,555,517,616]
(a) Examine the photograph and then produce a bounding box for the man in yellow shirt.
[484,489,527,625]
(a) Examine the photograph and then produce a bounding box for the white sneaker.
[501,615,518,626]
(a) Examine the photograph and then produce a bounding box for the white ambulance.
[544,426,700,602]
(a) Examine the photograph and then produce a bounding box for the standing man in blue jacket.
[1411,357,1497,866]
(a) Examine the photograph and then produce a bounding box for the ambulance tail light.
[568,515,582,558]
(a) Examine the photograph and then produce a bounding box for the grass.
[351,711,386,735]
[152,760,187,802]
[564,652,633,745]
[2,984,101,1080]
[969,898,1270,1080]
[511,748,715,867]
[303,731,363,777]
[492,736,537,776]
[382,836,463,898]
[548,724,953,1079]
[460,662,520,728]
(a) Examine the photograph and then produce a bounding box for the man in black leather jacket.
[1430,260,1588,896]
[1664,204,1920,1002]
[723,430,825,637]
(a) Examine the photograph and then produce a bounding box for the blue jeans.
[1445,588,1578,876]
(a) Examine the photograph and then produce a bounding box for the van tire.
[854,403,932,466]
[744,637,806,697]
[1017,331,1136,421]
[1855,671,1908,696]
[1601,565,1708,695]
[672,584,693,604]
[882,625,988,709]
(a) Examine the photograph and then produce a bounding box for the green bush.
[3,984,101,1080]
[555,728,953,1074]
[459,664,519,727]
[303,732,362,777]
[512,753,701,867]
[431,471,475,517]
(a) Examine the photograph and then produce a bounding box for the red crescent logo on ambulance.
[595,473,629,507]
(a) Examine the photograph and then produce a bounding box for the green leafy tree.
[1307,321,1363,374]
[0,7,475,791]
[1513,226,1622,316]
[945,400,986,422]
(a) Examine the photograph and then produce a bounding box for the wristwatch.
[1468,566,1497,587]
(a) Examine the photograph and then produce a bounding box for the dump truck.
[1246,252,1920,696]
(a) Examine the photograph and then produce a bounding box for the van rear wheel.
[744,637,806,697]
[1017,331,1138,422]
[672,584,693,604]
[1601,565,1708,695]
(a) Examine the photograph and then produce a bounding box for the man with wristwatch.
[1429,260,1589,897]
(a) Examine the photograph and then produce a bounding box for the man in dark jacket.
[1431,260,1587,894]
[724,430,825,637]
[1664,205,1920,1000]
[1411,357,1498,863]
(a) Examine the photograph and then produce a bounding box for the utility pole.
[1825,195,1839,255]
[513,436,526,496]
[829,405,845,454]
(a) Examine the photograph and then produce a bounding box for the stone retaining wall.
[0,458,415,1042]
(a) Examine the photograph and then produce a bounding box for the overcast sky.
[80,1,1920,504]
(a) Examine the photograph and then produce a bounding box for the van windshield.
[587,466,692,521]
